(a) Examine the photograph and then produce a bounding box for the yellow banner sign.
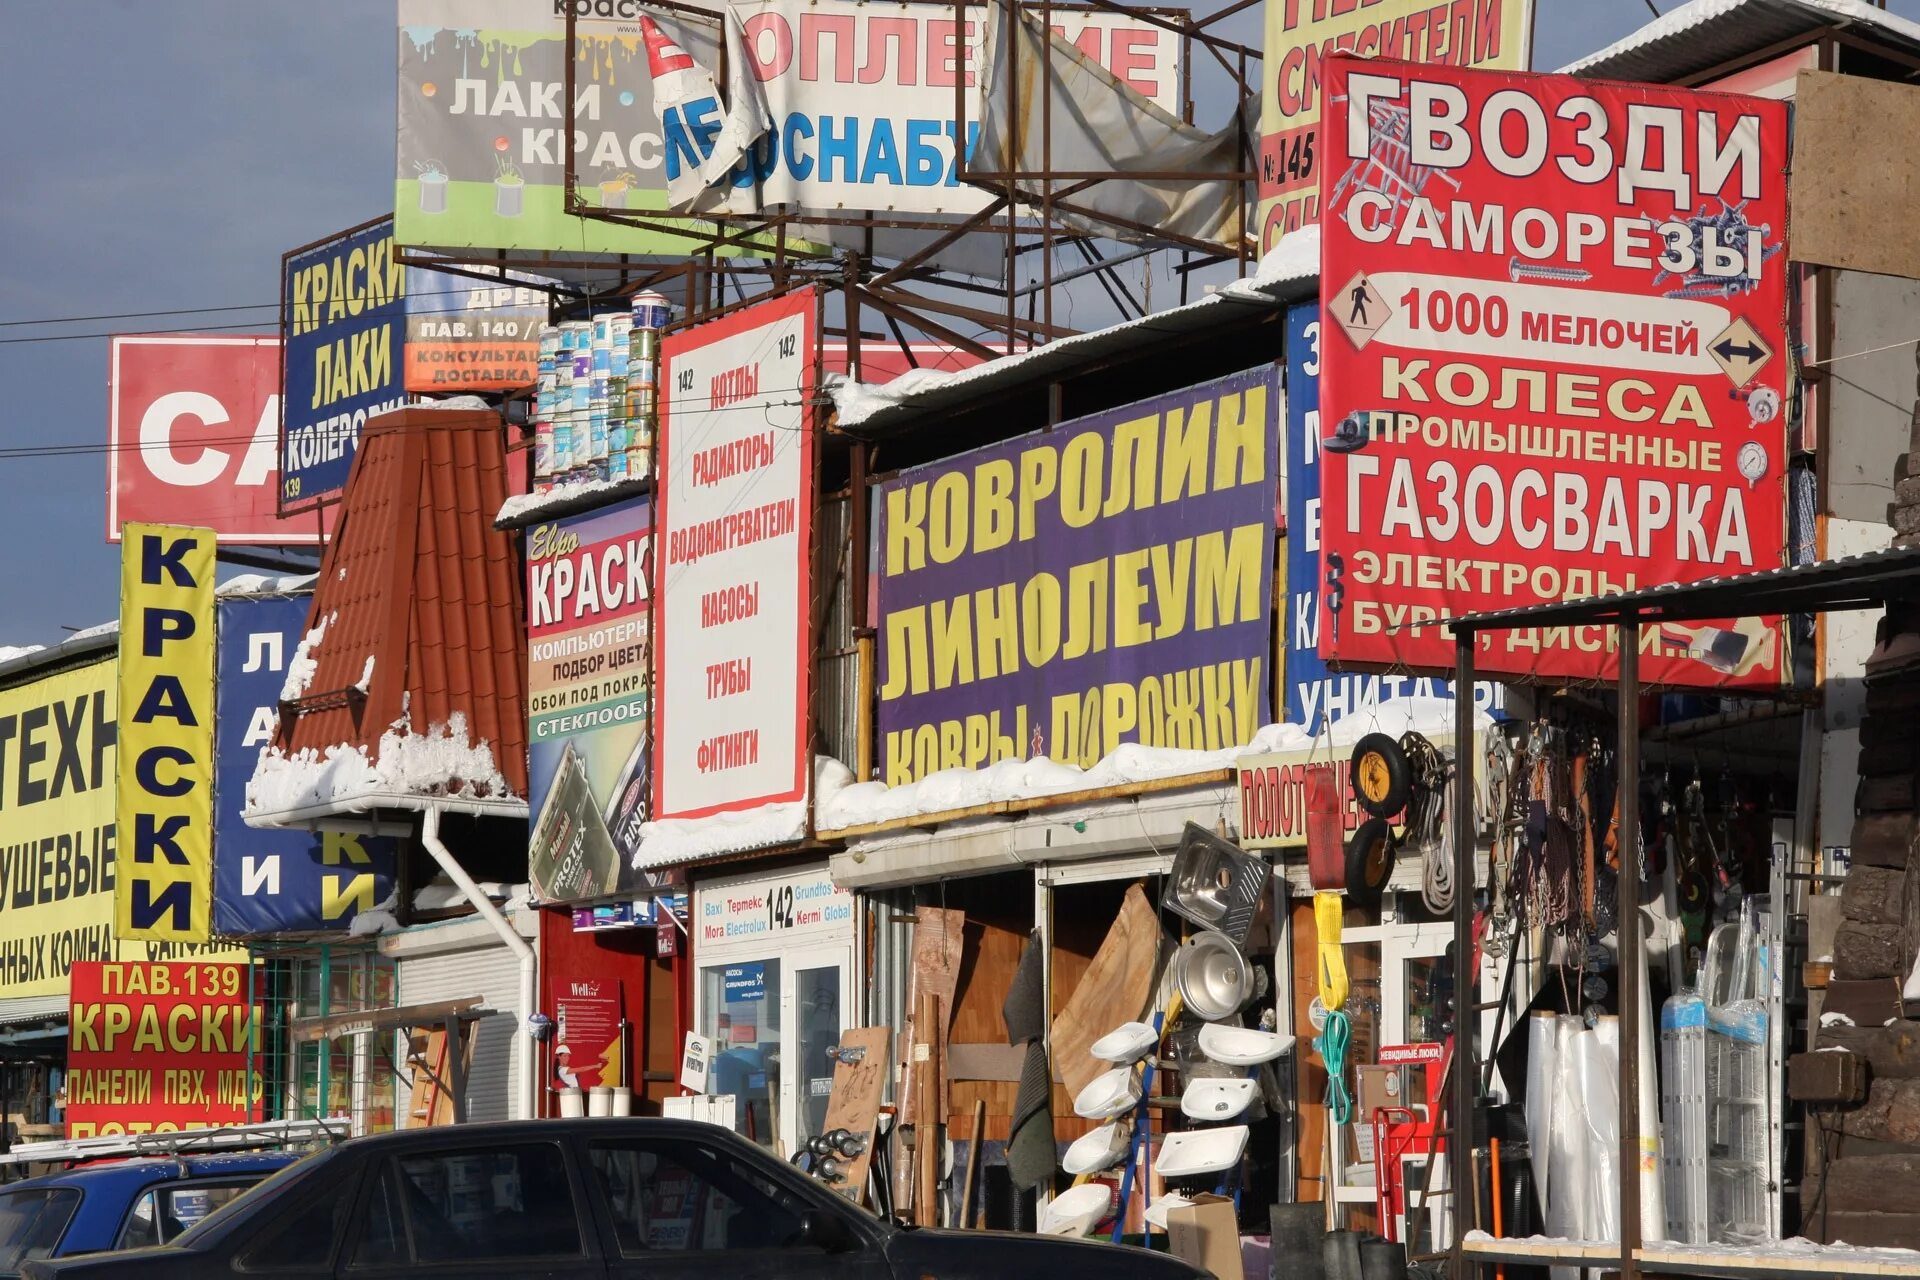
[1256,0,1534,252]
[116,524,217,943]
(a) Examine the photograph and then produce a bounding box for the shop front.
[691,862,855,1157]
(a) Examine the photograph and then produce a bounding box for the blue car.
[0,1153,299,1276]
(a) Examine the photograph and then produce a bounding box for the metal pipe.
[1451,631,1477,1261]
[1616,620,1642,1279]
[420,804,538,1122]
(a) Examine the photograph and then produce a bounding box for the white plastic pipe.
[421,804,538,1121]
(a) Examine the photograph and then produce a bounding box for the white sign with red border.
[653,290,815,829]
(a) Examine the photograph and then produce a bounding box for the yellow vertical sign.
[115,524,217,943]
[1256,0,1534,252]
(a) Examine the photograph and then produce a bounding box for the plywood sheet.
[1790,71,1920,282]
[1051,882,1163,1100]
[902,906,965,1124]
[818,1026,892,1207]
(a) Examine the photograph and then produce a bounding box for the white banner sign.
[653,290,815,826]
[695,863,855,951]
[643,0,1183,216]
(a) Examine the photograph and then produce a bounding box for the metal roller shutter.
[397,943,521,1125]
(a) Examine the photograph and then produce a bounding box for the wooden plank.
[1050,883,1162,1102]
[902,907,965,1125]
[1789,71,1920,282]
[1638,1243,1920,1277]
[1825,1153,1920,1213]
[1461,1236,1617,1262]
[816,1027,891,1209]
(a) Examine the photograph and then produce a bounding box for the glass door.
[698,945,850,1158]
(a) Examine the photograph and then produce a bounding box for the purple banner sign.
[876,367,1278,786]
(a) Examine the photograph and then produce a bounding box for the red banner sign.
[109,336,335,545]
[65,962,257,1138]
[553,979,623,1091]
[1318,58,1789,685]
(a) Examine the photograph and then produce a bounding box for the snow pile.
[1222,223,1321,295]
[354,656,376,694]
[217,573,318,597]
[0,645,45,664]
[415,395,493,411]
[1820,1010,1856,1028]
[495,476,650,527]
[244,711,518,823]
[1560,0,1920,74]
[348,907,400,938]
[279,611,337,703]
[67,621,118,642]
[634,800,810,870]
[817,696,1489,832]
[413,877,511,912]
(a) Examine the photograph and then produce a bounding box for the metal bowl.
[1172,929,1252,1022]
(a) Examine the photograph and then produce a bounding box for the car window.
[587,1139,809,1255]
[115,1183,259,1251]
[235,1166,357,1274]
[0,1188,80,1273]
[347,1144,581,1268]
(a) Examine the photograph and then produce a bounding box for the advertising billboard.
[654,291,815,829]
[280,218,409,509]
[1282,303,1501,729]
[109,336,336,545]
[641,1,1182,218]
[212,595,397,935]
[403,265,550,394]
[1257,0,1532,251]
[527,496,654,902]
[877,367,1277,786]
[66,961,257,1138]
[116,525,217,944]
[553,977,623,1090]
[1317,58,1789,685]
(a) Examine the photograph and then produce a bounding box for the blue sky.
[0,0,1884,646]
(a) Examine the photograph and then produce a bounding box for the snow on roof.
[66,621,119,642]
[279,611,336,703]
[0,646,45,664]
[817,694,1487,834]
[217,573,318,598]
[495,476,651,529]
[1561,0,1920,77]
[633,796,810,871]
[244,710,521,827]
[830,226,1319,431]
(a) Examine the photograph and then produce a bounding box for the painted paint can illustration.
[418,171,448,214]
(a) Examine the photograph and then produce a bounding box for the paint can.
[630,290,671,330]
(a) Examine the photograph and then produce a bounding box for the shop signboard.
[694,865,852,950]
[1236,743,1376,850]
[639,1,1181,217]
[116,524,217,944]
[396,0,721,257]
[402,265,550,394]
[65,961,257,1138]
[108,336,335,545]
[1283,303,1501,731]
[554,977,623,1090]
[654,292,815,830]
[527,496,653,903]
[1317,58,1789,686]
[877,367,1276,787]
[722,962,766,1003]
[280,218,409,510]
[1257,0,1532,251]
[212,596,397,935]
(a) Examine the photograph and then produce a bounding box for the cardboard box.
[1167,1196,1244,1280]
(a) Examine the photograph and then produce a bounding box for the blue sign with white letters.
[722,962,766,1004]
[213,595,397,934]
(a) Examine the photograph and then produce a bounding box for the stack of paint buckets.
[532,290,671,494]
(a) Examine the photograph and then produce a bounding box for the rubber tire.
[1345,818,1396,907]
[1350,733,1412,818]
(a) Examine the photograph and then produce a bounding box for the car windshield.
[0,1187,81,1276]
[172,1152,326,1250]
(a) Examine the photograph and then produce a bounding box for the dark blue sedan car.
[0,1153,298,1275]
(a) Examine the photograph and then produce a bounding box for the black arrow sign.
[1715,337,1764,362]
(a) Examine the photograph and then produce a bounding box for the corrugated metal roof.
[276,409,528,802]
[1562,0,1920,81]
[1451,544,1920,632]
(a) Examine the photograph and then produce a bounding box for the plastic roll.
[1637,955,1668,1242]
[1526,1010,1558,1221]
[558,1087,585,1118]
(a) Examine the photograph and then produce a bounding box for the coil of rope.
[1400,732,1455,914]
[1314,1008,1354,1125]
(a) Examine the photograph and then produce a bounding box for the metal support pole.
[1451,631,1478,1261]
[1616,618,1642,1280]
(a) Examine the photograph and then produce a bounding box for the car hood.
[884,1226,1208,1277]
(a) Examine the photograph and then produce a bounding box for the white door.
[697,943,851,1158]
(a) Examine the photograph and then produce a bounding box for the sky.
[1,0,1909,648]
